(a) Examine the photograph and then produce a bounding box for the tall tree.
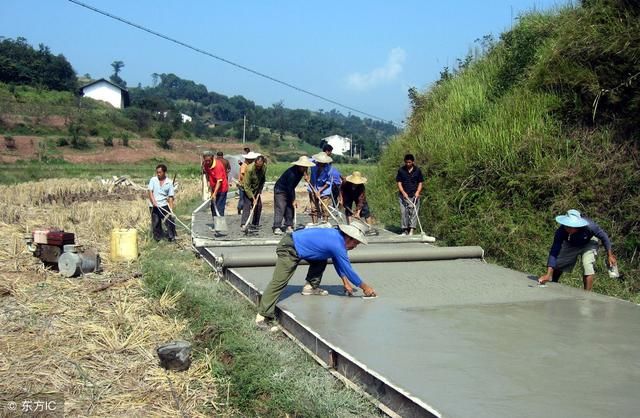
[110,60,126,87]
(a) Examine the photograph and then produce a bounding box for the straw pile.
[0,178,220,416]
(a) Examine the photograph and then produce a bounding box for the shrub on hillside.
[56,137,69,147]
[156,124,173,149]
[121,132,130,147]
[68,121,88,149]
[4,135,16,150]
[103,135,113,147]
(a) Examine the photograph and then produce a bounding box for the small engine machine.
[25,228,101,277]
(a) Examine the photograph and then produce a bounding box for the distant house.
[322,134,352,156]
[80,79,130,109]
[205,119,232,128]
[157,111,193,124]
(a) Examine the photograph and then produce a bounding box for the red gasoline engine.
[25,228,101,277]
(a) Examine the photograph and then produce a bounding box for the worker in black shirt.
[396,154,424,235]
[272,156,315,234]
[341,171,371,225]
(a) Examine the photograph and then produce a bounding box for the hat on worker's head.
[202,150,215,156]
[555,209,589,228]
[346,171,367,185]
[312,152,333,164]
[338,221,368,245]
[291,155,315,167]
[242,151,261,159]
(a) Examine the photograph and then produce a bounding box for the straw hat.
[291,155,316,167]
[338,221,368,244]
[242,151,261,159]
[345,171,367,185]
[555,209,588,228]
[202,150,215,156]
[312,152,333,164]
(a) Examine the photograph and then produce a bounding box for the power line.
[67,0,398,126]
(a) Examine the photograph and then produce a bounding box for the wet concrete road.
[230,259,640,418]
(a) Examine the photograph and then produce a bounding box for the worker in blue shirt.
[329,164,343,207]
[308,153,333,223]
[255,223,377,330]
[538,209,618,290]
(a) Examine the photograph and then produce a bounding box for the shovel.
[241,194,261,232]
[213,200,228,234]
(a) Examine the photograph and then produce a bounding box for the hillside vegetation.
[371,0,640,300]
[0,37,397,160]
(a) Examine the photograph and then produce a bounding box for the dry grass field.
[0,178,227,417]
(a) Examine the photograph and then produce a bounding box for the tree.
[110,60,126,87]
[111,60,124,77]
[0,37,76,91]
[156,124,173,149]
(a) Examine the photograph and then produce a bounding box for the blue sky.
[1,0,565,124]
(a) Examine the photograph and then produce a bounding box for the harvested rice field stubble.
[0,178,227,417]
[1,177,380,417]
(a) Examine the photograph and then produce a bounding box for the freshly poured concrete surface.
[231,259,640,418]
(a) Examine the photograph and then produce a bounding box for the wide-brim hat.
[312,152,333,164]
[555,209,588,228]
[242,151,261,159]
[338,222,368,245]
[202,150,215,156]
[346,171,367,185]
[291,155,315,167]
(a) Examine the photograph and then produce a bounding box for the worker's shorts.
[556,238,599,275]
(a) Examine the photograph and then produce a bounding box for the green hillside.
[371,0,640,300]
[0,37,398,160]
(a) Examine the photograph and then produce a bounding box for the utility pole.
[242,114,246,144]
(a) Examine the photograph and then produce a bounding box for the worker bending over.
[241,155,266,230]
[341,171,372,225]
[272,156,315,235]
[256,222,377,330]
[538,209,617,290]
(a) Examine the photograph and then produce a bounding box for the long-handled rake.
[305,181,343,225]
[404,196,428,239]
[158,205,193,235]
[344,205,378,236]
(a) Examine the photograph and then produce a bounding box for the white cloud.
[347,47,406,91]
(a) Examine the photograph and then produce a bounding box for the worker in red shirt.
[203,152,229,219]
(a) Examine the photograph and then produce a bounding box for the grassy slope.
[370,5,640,302]
[141,196,379,417]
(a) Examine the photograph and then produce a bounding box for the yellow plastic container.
[110,228,138,261]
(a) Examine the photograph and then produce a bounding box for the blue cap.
[555,209,588,228]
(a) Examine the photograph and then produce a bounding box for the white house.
[322,134,352,156]
[157,111,193,124]
[80,79,129,109]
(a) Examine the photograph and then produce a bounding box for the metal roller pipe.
[216,244,484,268]
[197,235,437,248]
